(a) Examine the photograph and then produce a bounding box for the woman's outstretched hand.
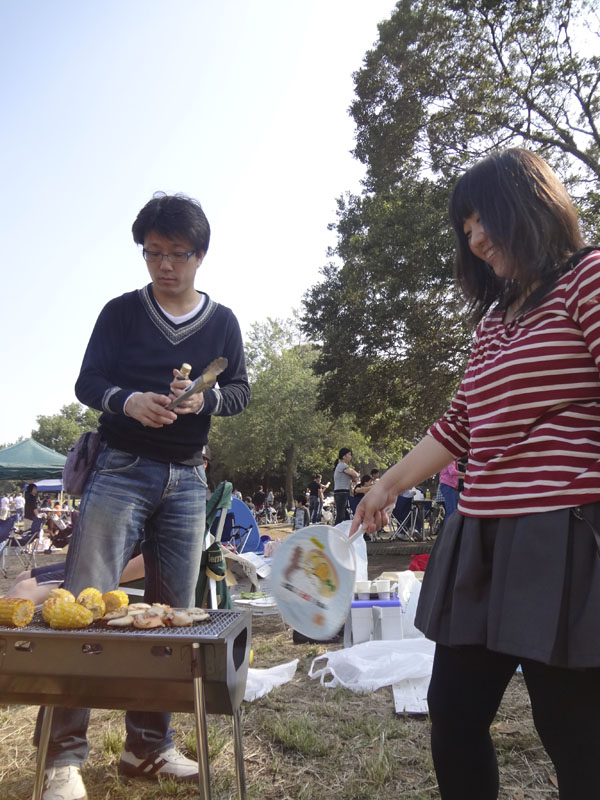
[349,483,397,536]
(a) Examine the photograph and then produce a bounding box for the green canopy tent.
[0,439,67,481]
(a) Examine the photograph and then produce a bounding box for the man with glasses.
[37,192,250,800]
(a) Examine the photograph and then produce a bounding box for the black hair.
[295,494,308,505]
[338,447,352,460]
[132,192,210,255]
[360,475,373,486]
[449,148,586,321]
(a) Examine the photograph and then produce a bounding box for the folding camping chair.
[0,515,18,577]
[387,495,418,541]
[2,515,43,573]
[196,481,235,610]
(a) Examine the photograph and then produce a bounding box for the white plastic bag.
[244,659,299,702]
[401,579,423,639]
[334,520,368,581]
[308,638,435,693]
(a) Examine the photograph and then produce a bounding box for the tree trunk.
[285,443,296,510]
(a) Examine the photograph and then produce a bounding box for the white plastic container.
[372,605,404,640]
[350,607,374,643]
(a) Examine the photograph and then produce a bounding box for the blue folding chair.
[387,495,417,541]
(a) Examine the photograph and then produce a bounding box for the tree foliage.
[32,403,100,455]
[210,319,405,502]
[303,0,600,442]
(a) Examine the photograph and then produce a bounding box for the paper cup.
[375,579,391,600]
[355,580,371,600]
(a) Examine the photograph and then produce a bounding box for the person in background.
[293,494,310,531]
[370,468,380,482]
[252,484,266,512]
[333,448,359,525]
[353,474,374,500]
[351,148,600,799]
[14,491,25,522]
[307,473,330,524]
[23,484,39,530]
[35,192,249,800]
[438,460,460,519]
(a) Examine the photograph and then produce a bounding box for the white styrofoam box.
[350,607,374,644]
[372,605,404,641]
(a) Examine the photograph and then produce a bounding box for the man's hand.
[168,369,205,415]
[124,392,178,428]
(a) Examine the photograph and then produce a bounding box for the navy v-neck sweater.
[75,285,250,465]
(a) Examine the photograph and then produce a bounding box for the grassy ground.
[0,534,559,799]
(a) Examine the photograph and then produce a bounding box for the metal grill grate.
[0,609,243,640]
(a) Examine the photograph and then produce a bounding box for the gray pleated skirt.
[414,503,600,668]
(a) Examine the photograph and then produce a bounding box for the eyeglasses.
[142,249,196,265]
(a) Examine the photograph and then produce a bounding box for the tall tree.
[210,318,403,503]
[304,0,600,442]
[33,403,100,454]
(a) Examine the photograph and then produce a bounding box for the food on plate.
[0,597,35,627]
[76,588,106,620]
[46,598,94,629]
[102,590,129,612]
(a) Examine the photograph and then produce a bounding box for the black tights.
[428,644,600,799]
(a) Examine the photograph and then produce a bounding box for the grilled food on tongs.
[167,357,228,410]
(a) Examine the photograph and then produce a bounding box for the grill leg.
[192,671,211,799]
[32,705,54,800]
[232,708,247,800]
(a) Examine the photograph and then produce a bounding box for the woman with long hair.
[352,148,600,799]
[333,447,359,525]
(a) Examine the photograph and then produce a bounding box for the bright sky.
[0,0,397,445]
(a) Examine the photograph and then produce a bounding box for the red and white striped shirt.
[429,250,600,517]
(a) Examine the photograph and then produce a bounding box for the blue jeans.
[309,496,321,524]
[334,490,349,525]
[35,444,207,767]
[440,483,459,519]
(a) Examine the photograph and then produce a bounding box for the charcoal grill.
[0,608,252,800]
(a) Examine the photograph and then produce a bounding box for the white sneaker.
[118,746,198,782]
[42,766,87,800]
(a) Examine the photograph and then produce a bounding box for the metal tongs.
[166,357,228,410]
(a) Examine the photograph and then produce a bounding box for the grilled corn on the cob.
[77,588,106,620]
[0,597,35,627]
[102,590,129,612]
[47,598,94,629]
[47,588,75,603]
